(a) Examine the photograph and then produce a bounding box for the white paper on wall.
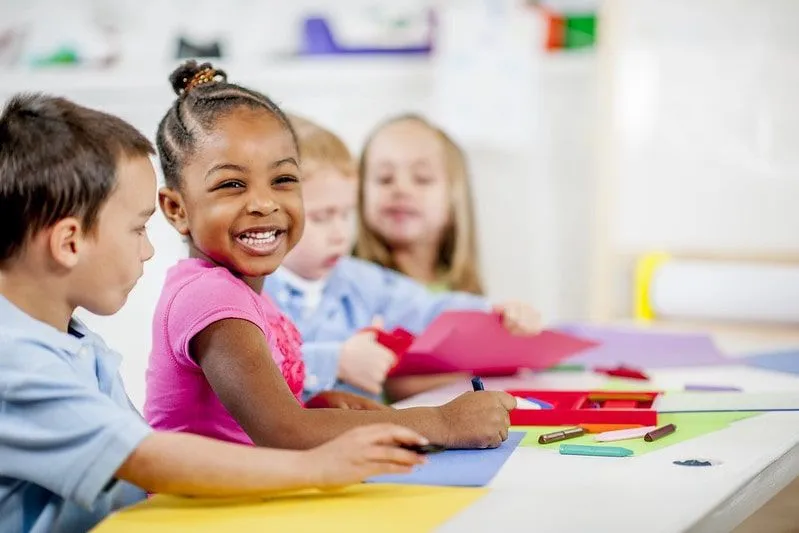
[430,0,542,151]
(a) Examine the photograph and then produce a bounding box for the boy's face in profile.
[71,155,157,315]
[282,165,357,281]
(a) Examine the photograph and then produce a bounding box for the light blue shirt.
[0,295,153,533]
[263,257,489,400]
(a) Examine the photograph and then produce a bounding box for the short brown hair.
[0,93,154,263]
[288,114,355,178]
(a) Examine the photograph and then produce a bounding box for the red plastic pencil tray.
[506,389,661,426]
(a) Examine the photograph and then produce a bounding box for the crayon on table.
[538,427,585,444]
[684,384,742,392]
[644,423,676,442]
[594,426,657,442]
[579,424,643,434]
[596,366,650,380]
[559,444,633,457]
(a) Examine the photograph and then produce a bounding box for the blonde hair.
[287,114,355,179]
[355,114,484,295]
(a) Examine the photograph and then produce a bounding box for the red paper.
[389,311,598,376]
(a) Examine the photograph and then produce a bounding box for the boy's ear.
[48,217,83,268]
[159,187,190,236]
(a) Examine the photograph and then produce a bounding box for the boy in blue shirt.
[265,116,541,402]
[0,94,431,533]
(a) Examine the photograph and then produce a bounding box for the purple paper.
[367,432,524,487]
[684,384,742,392]
[555,324,731,369]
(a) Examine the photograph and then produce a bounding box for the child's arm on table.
[117,424,424,497]
[0,347,424,507]
[192,318,515,450]
[306,390,391,411]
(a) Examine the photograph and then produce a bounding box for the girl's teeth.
[239,230,278,246]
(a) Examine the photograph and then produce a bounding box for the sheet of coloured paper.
[92,484,487,533]
[369,432,525,487]
[391,311,598,376]
[516,412,759,455]
[556,324,730,368]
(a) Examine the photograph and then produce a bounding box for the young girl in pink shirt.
[145,61,520,451]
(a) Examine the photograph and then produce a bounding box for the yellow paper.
[92,484,487,533]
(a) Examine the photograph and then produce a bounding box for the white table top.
[394,364,799,533]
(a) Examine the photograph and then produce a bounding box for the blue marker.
[471,377,485,391]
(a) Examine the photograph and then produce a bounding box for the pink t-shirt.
[144,258,305,445]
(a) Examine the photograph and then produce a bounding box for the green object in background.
[564,14,596,49]
[515,411,760,455]
[32,46,79,67]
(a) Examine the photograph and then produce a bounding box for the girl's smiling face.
[159,107,304,284]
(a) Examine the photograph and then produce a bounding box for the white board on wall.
[610,0,799,256]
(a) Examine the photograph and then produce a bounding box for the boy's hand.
[492,301,542,335]
[308,424,427,487]
[437,391,517,448]
[339,318,396,395]
[305,390,392,411]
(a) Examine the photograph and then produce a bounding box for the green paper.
[599,378,662,391]
[516,411,759,455]
[544,364,585,372]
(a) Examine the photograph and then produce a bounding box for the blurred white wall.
[591,0,799,320]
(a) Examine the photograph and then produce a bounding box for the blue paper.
[368,432,524,487]
[744,350,799,375]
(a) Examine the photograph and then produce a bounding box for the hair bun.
[168,60,227,96]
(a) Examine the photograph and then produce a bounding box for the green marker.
[559,444,633,457]
[545,364,585,372]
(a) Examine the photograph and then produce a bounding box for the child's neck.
[391,243,440,284]
[0,269,73,332]
[189,246,265,294]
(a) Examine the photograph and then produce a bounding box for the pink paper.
[389,311,598,376]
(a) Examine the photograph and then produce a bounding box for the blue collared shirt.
[263,257,489,400]
[0,296,152,533]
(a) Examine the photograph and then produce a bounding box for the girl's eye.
[415,175,433,185]
[274,175,299,185]
[309,212,330,224]
[218,180,245,189]
[376,175,392,185]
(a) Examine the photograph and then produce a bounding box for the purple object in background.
[299,17,432,56]
[555,324,731,369]
[684,384,743,392]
